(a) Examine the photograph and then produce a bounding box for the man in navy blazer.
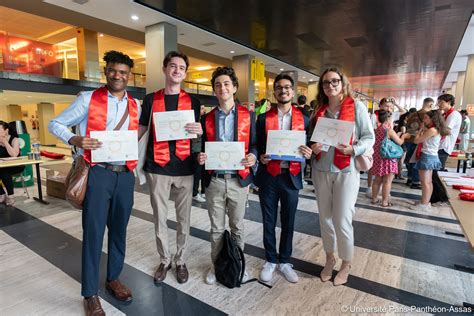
[255,73,311,284]
[197,66,257,284]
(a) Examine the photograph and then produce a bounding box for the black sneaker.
[410,183,421,189]
[406,179,412,186]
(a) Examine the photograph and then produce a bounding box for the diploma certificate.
[153,110,197,141]
[205,141,245,170]
[310,117,354,146]
[90,130,138,163]
[266,130,306,162]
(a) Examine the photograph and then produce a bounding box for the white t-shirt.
[440,110,462,154]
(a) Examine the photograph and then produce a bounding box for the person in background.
[430,94,462,206]
[297,95,311,116]
[310,67,374,286]
[0,121,24,206]
[371,111,410,207]
[197,66,257,284]
[255,98,270,116]
[366,97,406,198]
[405,99,434,189]
[394,111,410,180]
[193,104,207,203]
[459,110,471,152]
[410,110,449,211]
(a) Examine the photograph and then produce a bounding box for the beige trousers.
[206,177,248,263]
[146,173,193,265]
[312,169,360,261]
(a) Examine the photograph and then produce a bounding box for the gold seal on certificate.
[90,130,138,163]
[205,141,245,170]
[266,130,306,162]
[153,110,197,141]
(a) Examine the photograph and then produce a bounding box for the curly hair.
[103,51,134,68]
[211,66,239,89]
[425,110,449,136]
[315,67,352,110]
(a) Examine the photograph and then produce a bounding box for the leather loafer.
[154,263,171,284]
[176,264,189,284]
[83,295,105,316]
[106,279,133,302]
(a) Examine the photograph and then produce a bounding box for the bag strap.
[114,105,129,131]
[236,245,258,285]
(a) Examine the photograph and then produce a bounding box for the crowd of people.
[36,49,469,316]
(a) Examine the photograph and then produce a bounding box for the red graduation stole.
[205,105,251,180]
[152,89,192,167]
[314,96,355,170]
[266,106,304,177]
[84,86,139,170]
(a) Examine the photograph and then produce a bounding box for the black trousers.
[193,164,205,196]
[0,166,25,195]
[430,149,449,204]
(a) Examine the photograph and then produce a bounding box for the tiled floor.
[0,158,473,315]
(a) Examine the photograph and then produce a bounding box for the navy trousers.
[81,165,134,297]
[259,172,299,264]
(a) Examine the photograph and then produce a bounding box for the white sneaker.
[259,261,277,282]
[278,263,299,283]
[365,187,372,198]
[242,270,249,283]
[432,201,449,207]
[193,193,206,203]
[409,203,431,212]
[205,266,216,285]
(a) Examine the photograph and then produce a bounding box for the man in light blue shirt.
[49,51,140,315]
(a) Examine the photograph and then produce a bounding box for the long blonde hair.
[315,67,353,112]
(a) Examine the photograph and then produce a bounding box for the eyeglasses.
[322,79,341,88]
[275,85,293,92]
[381,97,395,103]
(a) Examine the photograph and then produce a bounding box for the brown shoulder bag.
[65,106,129,209]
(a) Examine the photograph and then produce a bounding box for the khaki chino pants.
[146,173,193,265]
[206,177,248,263]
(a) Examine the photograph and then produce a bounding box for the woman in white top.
[411,110,449,211]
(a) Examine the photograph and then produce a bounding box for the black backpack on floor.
[215,230,246,288]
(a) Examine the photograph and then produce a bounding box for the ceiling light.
[99,34,104,37]
[309,79,313,82]
[194,78,209,83]
[131,15,139,21]
[195,66,213,71]
[268,81,273,85]
[280,68,284,71]
[27,96,32,98]
[255,82,260,86]
[302,76,306,79]
[230,50,235,54]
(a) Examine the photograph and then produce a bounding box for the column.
[145,22,177,93]
[232,54,255,104]
[307,82,318,103]
[76,28,101,81]
[455,71,466,107]
[451,82,457,99]
[462,55,474,109]
[37,102,56,145]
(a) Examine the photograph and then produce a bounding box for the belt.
[96,163,129,173]
[212,173,238,179]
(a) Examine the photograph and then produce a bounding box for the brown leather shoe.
[83,295,105,316]
[176,264,189,284]
[154,263,171,284]
[105,279,132,302]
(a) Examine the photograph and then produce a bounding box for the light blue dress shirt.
[216,105,237,174]
[48,89,141,165]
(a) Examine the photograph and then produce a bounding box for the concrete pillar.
[462,55,474,110]
[451,82,457,99]
[37,102,56,145]
[76,28,101,81]
[455,71,466,107]
[307,82,318,103]
[232,54,255,104]
[145,22,177,93]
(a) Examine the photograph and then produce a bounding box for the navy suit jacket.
[201,106,258,188]
[255,106,310,190]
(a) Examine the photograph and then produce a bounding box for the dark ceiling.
[136,0,474,86]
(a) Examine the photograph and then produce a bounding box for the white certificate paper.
[154,110,197,141]
[266,130,306,162]
[205,141,245,170]
[90,130,138,163]
[310,117,355,146]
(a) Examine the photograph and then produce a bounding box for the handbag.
[65,105,130,209]
[380,129,403,159]
[355,147,374,171]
